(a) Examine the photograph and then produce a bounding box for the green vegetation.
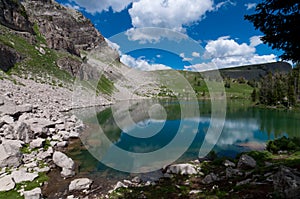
[0,24,73,84]
[258,66,300,107]
[0,172,49,199]
[245,0,299,62]
[110,136,300,198]
[266,136,300,154]
[96,75,115,95]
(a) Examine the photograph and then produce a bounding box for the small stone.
[30,138,45,149]
[236,179,251,186]
[69,178,93,191]
[226,167,243,178]
[224,160,236,167]
[189,190,202,194]
[57,141,68,147]
[114,181,127,190]
[61,168,75,178]
[69,131,79,138]
[132,176,141,183]
[202,173,219,184]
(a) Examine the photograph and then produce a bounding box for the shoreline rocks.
[53,151,75,178]
[0,75,111,197]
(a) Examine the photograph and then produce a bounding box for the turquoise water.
[70,100,300,179]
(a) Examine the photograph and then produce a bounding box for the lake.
[69,99,300,181]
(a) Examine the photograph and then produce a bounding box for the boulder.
[0,140,23,167]
[52,151,75,178]
[273,166,300,198]
[13,121,33,143]
[202,173,219,184]
[24,118,55,135]
[166,164,197,175]
[224,160,236,167]
[0,175,15,192]
[11,170,38,183]
[69,178,93,191]
[237,154,256,169]
[113,181,127,190]
[0,115,14,124]
[226,167,243,178]
[61,168,75,178]
[0,104,33,116]
[30,138,45,148]
[23,187,42,199]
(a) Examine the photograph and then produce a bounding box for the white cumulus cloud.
[204,36,255,59]
[245,3,257,10]
[192,52,201,57]
[120,54,171,71]
[180,53,193,62]
[185,36,277,71]
[128,0,214,32]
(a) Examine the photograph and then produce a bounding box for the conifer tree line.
[255,65,300,107]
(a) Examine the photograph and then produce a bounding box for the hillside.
[219,62,292,80]
[0,0,161,103]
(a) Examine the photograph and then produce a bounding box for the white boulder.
[166,164,197,175]
[69,178,93,191]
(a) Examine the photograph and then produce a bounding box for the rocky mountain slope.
[0,0,161,102]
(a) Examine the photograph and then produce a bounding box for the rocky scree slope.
[0,0,161,100]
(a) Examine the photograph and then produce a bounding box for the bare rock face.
[0,0,33,33]
[57,57,82,76]
[0,43,22,72]
[22,0,105,56]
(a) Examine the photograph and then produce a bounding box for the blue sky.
[57,0,283,71]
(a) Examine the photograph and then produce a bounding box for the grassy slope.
[153,70,254,100]
[0,24,75,85]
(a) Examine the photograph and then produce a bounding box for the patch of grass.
[96,75,115,95]
[0,172,49,199]
[32,23,46,44]
[0,25,74,84]
[20,144,31,154]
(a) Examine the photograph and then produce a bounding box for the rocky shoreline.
[0,75,113,198]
